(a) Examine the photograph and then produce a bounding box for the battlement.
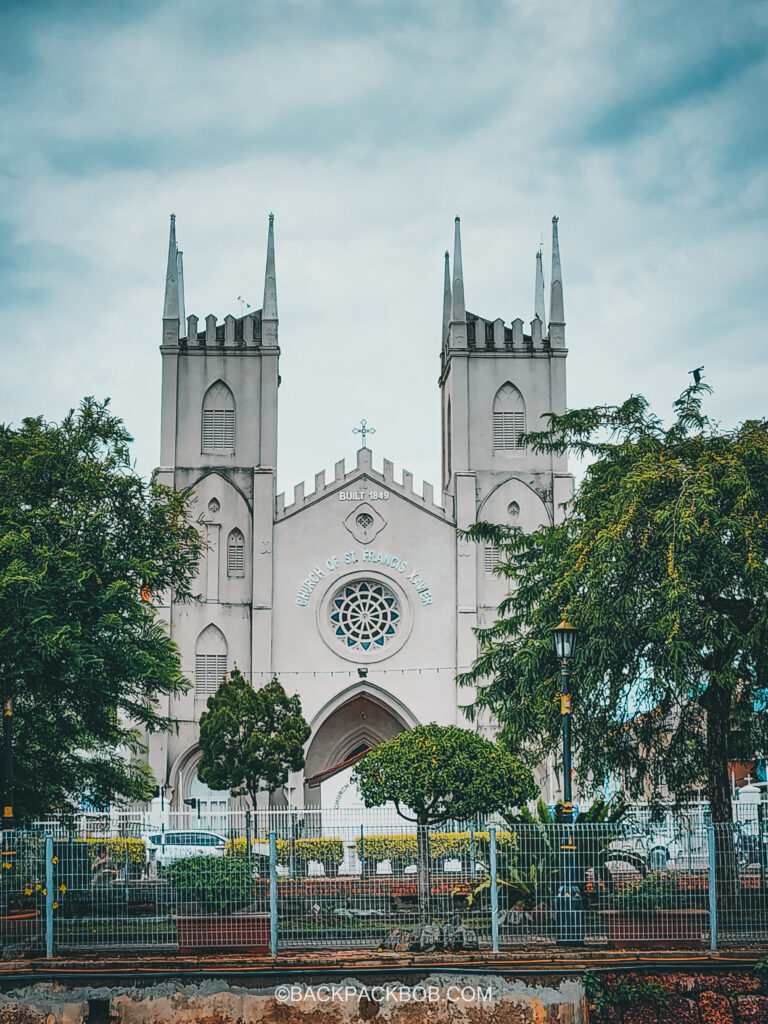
[465,312,548,353]
[173,309,271,349]
[276,447,454,522]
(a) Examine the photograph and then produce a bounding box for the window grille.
[195,654,228,695]
[227,529,245,577]
[484,547,502,573]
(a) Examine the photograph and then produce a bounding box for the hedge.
[226,831,518,866]
[227,836,344,865]
[356,831,514,864]
[75,837,147,865]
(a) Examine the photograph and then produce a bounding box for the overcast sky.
[2,0,766,495]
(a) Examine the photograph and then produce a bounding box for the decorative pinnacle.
[263,212,278,320]
[442,249,452,343]
[451,216,466,322]
[163,213,179,322]
[534,248,546,326]
[550,214,564,325]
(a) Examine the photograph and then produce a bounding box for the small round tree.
[353,723,535,915]
[198,670,311,810]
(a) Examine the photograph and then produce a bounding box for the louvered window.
[492,411,526,450]
[195,624,228,697]
[195,654,228,695]
[484,547,502,573]
[201,381,235,453]
[202,409,235,451]
[492,383,526,451]
[227,529,245,577]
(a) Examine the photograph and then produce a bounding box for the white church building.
[149,213,573,816]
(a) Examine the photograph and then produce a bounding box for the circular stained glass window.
[329,580,401,652]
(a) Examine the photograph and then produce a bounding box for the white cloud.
[1,0,766,494]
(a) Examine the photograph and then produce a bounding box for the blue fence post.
[489,825,499,952]
[269,829,278,957]
[707,821,717,952]
[45,836,54,958]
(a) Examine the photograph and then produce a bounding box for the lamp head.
[553,619,578,661]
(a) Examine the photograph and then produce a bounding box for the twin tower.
[158,211,570,510]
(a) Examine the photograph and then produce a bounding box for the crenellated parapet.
[276,447,454,522]
[465,312,549,353]
[173,309,270,349]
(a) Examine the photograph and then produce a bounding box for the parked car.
[145,829,227,868]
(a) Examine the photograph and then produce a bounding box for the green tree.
[353,723,535,912]
[198,670,311,808]
[0,398,205,819]
[459,382,768,822]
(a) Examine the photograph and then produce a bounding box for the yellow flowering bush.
[355,830,514,864]
[227,836,344,866]
[80,837,147,866]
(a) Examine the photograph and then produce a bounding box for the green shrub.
[165,856,256,913]
[583,970,669,1010]
[612,871,683,913]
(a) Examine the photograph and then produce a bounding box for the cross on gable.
[352,419,376,448]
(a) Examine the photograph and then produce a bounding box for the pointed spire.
[176,249,186,329]
[451,216,466,322]
[163,213,179,321]
[550,215,564,325]
[535,248,546,327]
[162,214,179,345]
[442,250,452,344]
[263,212,278,321]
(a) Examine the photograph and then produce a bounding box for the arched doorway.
[303,688,416,807]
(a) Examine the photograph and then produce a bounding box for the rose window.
[329,580,401,651]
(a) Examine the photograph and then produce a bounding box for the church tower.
[153,214,279,804]
[439,216,574,671]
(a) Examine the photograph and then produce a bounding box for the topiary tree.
[353,723,535,915]
[198,670,311,809]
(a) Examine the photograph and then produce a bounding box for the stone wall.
[0,974,585,1024]
[588,971,767,1024]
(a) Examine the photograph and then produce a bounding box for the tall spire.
[162,214,179,345]
[535,248,546,327]
[263,212,278,321]
[549,215,564,325]
[451,216,466,322]
[163,214,179,320]
[442,250,452,344]
[176,249,186,329]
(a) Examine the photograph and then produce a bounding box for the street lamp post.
[552,621,577,825]
[552,619,583,944]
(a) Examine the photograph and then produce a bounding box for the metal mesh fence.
[2,809,768,955]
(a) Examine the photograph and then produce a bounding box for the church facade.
[150,213,573,815]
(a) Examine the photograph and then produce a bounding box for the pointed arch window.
[195,624,228,696]
[227,528,245,577]
[492,383,526,451]
[202,381,235,453]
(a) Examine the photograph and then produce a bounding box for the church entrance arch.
[303,687,417,807]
